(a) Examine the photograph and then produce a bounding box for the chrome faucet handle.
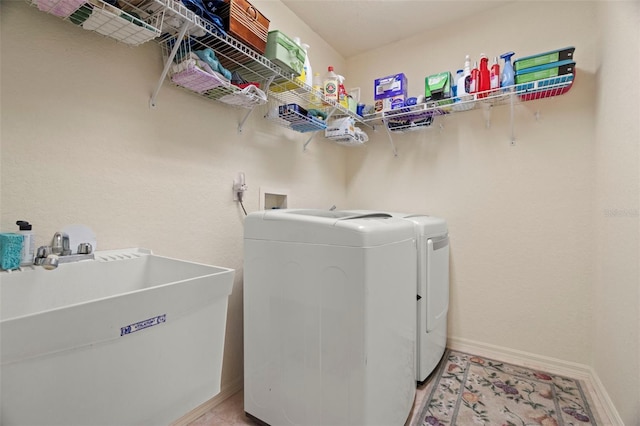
[34,246,51,265]
[52,232,71,256]
[77,243,92,255]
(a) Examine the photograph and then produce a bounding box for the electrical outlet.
[233,172,248,201]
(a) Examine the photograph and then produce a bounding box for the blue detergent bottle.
[500,51,515,88]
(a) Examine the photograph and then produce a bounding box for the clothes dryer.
[346,211,449,382]
[243,209,417,426]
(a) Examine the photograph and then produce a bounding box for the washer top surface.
[244,209,415,247]
[346,210,448,237]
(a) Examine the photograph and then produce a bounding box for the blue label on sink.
[120,314,166,336]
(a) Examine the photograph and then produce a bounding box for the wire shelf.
[28,0,163,46]
[266,78,371,135]
[264,101,328,133]
[364,74,575,130]
[152,0,284,85]
[160,34,268,108]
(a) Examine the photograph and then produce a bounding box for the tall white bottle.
[457,54,472,100]
[16,220,34,266]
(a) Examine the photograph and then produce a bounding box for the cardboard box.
[325,117,356,139]
[374,96,405,112]
[374,73,408,100]
[425,72,452,102]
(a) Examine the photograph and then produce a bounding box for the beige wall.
[346,0,598,364]
[345,1,638,423]
[2,0,639,423]
[0,0,347,397]
[593,1,640,424]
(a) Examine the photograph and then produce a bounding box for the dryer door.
[426,235,449,332]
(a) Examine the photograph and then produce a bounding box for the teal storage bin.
[265,30,305,77]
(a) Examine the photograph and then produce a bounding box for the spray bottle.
[337,75,349,109]
[490,56,501,92]
[500,51,515,89]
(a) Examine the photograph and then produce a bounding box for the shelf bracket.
[149,21,190,109]
[509,92,516,145]
[303,131,318,151]
[483,103,493,129]
[383,119,399,158]
[238,108,254,133]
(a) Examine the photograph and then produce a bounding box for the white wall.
[593,2,640,424]
[0,0,346,401]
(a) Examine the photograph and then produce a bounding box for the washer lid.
[244,209,415,247]
[344,210,448,237]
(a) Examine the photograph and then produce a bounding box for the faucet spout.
[34,233,94,270]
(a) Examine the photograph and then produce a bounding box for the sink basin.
[1,248,234,426]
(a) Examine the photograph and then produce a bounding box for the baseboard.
[447,336,624,425]
[170,376,243,426]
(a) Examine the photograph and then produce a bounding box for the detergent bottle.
[477,54,490,98]
[323,66,339,102]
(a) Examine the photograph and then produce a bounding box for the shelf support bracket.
[237,108,255,133]
[303,131,317,151]
[509,91,516,145]
[383,119,398,158]
[149,21,190,109]
[483,103,493,129]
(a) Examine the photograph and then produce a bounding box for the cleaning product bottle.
[301,42,312,87]
[337,75,349,109]
[469,61,479,94]
[457,55,472,100]
[16,220,34,266]
[490,56,501,91]
[311,72,323,104]
[323,66,339,102]
[477,54,490,98]
[452,69,463,102]
[293,37,307,86]
[500,51,515,89]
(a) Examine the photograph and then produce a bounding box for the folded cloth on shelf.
[171,56,229,93]
[203,0,225,14]
[37,0,86,17]
[194,48,232,80]
[180,0,226,36]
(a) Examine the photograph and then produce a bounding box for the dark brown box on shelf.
[217,0,270,54]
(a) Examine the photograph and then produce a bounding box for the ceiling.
[280,0,514,58]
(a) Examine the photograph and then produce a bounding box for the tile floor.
[189,383,431,426]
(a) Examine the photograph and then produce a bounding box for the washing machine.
[346,211,449,382]
[243,209,417,426]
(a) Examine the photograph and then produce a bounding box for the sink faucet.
[34,232,95,270]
